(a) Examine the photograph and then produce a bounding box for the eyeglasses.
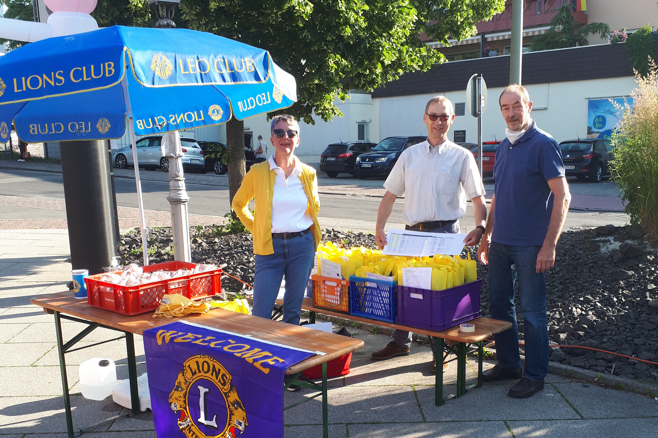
[425,113,450,122]
[273,129,298,138]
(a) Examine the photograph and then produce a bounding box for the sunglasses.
[426,113,450,122]
[273,129,298,138]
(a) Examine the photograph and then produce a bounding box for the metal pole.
[121,74,150,266]
[477,75,483,178]
[60,140,119,274]
[510,0,524,84]
[147,0,190,263]
[164,131,191,262]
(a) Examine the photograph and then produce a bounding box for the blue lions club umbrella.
[0,25,296,142]
[0,25,297,263]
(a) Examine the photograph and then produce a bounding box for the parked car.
[470,141,501,179]
[354,136,426,179]
[559,138,613,183]
[197,140,260,175]
[455,141,477,150]
[320,142,376,177]
[198,141,228,175]
[113,136,205,173]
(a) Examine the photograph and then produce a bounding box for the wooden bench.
[32,293,363,438]
[275,297,511,406]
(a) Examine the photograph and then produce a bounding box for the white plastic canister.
[79,358,117,401]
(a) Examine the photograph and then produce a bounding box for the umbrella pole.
[121,75,149,266]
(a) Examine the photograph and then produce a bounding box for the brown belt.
[271,228,311,239]
[405,220,457,231]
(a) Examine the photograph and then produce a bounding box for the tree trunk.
[227,117,246,207]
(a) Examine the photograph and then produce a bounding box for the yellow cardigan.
[232,160,322,256]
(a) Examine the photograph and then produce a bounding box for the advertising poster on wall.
[587,97,633,139]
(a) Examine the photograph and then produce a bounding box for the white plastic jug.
[79,358,117,401]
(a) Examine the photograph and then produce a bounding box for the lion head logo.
[0,122,8,140]
[208,105,223,121]
[272,85,283,104]
[0,78,6,98]
[168,355,248,438]
[96,118,111,134]
[151,54,174,80]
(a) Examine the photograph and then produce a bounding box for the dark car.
[354,136,426,179]
[198,141,228,175]
[559,139,613,183]
[320,142,376,177]
[470,141,501,179]
[197,140,262,175]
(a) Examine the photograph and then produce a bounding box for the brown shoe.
[431,361,450,373]
[371,341,410,360]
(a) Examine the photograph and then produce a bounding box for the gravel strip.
[119,224,658,385]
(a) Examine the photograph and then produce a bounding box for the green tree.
[530,4,610,52]
[92,0,153,28]
[611,63,658,241]
[626,24,656,78]
[180,0,506,202]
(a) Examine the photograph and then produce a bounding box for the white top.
[383,140,485,226]
[268,155,314,233]
[256,139,268,158]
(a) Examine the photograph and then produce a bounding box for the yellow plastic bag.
[153,294,211,318]
[210,298,250,315]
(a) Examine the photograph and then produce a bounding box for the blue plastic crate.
[349,275,397,323]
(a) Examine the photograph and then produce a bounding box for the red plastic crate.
[85,261,221,315]
[396,279,481,331]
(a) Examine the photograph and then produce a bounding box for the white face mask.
[505,119,532,144]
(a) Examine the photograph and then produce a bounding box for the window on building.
[445,51,480,61]
[357,121,369,141]
[503,45,532,55]
[455,103,466,116]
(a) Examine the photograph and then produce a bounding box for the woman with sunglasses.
[232,114,321,326]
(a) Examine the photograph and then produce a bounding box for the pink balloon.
[43,0,97,13]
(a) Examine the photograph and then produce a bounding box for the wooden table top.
[278,297,512,344]
[31,293,364,375]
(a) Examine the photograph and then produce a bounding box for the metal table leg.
[433,337,444,406]
[54,311,75,438]
[456,342,467,397]
[125,332,141,414]
[322,362,328,438]
[477,341,484,388]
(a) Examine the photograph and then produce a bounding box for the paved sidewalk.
[1,228,657,437]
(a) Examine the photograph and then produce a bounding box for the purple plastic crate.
[396,279,482,331]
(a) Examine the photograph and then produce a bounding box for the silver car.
[113,136,205,172]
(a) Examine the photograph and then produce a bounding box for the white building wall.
[110,76,635,154]
[377,76,635,145]
[586,0,657,45]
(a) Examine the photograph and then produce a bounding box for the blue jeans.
[252,232,315,325]
[488,242,548,382]
[393,221,460,349]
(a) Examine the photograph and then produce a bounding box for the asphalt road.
[0,167,629,233]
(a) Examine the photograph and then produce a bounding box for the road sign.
[465,74,488,117]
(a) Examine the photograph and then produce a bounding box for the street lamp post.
[148,0,192,263]
[147,0,180,28]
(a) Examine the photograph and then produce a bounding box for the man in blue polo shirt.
[478,84,571,399]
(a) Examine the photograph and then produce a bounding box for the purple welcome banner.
[143,320,315,438]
